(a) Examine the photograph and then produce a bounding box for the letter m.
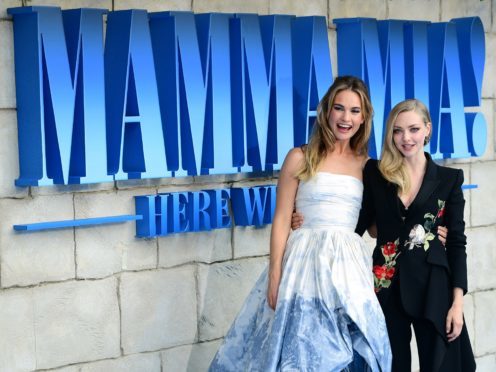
[8,6,109,186]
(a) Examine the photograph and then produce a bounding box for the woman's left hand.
[446,304,464,342]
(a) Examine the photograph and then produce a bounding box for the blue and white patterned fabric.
[210,173,392,372]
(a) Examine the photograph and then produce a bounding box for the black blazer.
[356,153,467,339]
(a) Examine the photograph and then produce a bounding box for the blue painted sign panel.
[8,7,486,187]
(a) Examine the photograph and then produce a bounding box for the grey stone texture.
[159,228,232,268]
[329,0,386,20]
[33,278,120,369]
[0,21,15,109]
[193,0,269,14]
[50,365,81,372]
[25,0,112,10]
[161,340,222,371]
[475,353,496,372]
[329,28,338,77]
[0,194,75,287]
[30,181,116,197]
[269,0,327,16]
[120,266,197,353]
[233,225,271,258]
[78,353,161,371]
[197,257,267,340]
[74,189,157,279]
[471,161,496,226]
[388,0,439,22]
[0,288,36,372]
[119,174,195,191]
[0,110,28,198]
[474,290,496,356]
[0,1,21,20]
[464,293,476,348]
[482,33,496,99]
[493,0,496,33]
[114,0,191,12]
[477,99,495,162]
[441,0,491,31]
[466,226,496,292]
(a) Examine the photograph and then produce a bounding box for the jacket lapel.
[407,153,440,219]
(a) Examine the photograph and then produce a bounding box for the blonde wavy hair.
[297,76,373,181]
[379,99,432,194]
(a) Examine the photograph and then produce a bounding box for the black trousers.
[383,281,476,372]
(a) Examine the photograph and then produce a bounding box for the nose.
[342,109,351,122]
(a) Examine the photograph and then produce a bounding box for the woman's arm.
[355,159,376,236]
[446,287,464,342]
[444,169,468,341]
[366,224,377,238]
[267,148,303,310]
[445,169,468,293]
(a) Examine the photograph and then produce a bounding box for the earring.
[424,136,430,145]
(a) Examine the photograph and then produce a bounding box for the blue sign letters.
[134,186,275,238]
[334,17,486,159]
[8,6,486,187]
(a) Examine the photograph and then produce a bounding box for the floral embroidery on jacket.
[373,239,400,293]
[405,199,446,251]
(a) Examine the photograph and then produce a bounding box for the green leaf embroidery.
[424,220,433,231]
[382,279,392,288]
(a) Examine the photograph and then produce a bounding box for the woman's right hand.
[291,211,304,230]
[437,226,448,246]
[267,270,281,310]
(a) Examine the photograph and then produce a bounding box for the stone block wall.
[0,0,494,371]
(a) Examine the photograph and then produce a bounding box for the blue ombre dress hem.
[210,173,392,372]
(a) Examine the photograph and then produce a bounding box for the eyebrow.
[393,123,422,128]
[333,103,361,110]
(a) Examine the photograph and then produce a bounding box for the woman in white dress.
[209,76,392,372]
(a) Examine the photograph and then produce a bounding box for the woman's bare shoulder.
[360,155,371,170]
[286,146,305,163]
[281,147,305,175]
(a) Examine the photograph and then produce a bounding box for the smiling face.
[328,90,364,143]
[392,110,431,159]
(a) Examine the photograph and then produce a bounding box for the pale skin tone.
[268,89,366,310]
[393,110,463,342]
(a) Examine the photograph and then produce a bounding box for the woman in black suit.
[355,99,475,371]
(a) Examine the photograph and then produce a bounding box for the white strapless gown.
[210,172,392,372]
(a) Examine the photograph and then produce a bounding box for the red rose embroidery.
[374,239,401,292]
[386,267,395,279]
[383,242,397,256]
[373,265,386,279]
[437,207,445,218]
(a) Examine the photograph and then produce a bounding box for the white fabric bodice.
[295,172,363,232]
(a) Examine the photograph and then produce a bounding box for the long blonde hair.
[297,76,373,180]
[379,99,432,194]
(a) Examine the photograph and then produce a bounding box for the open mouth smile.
[337,123,352,132]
